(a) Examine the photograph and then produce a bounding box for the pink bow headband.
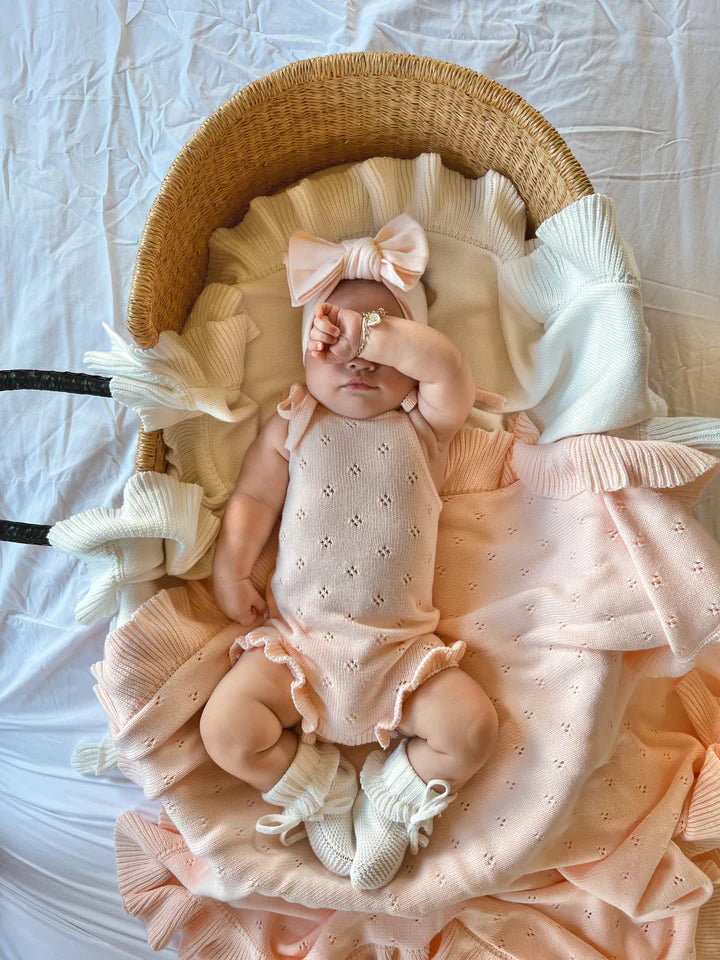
[282,213,430,358]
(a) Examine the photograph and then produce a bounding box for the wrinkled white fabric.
[2,3,720,959]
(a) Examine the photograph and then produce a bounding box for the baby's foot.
[305,754,358,877]
[351,739,455,890]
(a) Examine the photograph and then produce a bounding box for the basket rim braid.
[129,52,593,473]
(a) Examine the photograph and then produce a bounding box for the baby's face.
[304,280,418,419]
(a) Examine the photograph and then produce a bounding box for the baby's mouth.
[343,377,378,389]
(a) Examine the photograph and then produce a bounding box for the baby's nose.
[347,356,375,370]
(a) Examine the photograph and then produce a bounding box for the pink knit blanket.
[95,425,720,959]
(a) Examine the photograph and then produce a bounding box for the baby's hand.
[308,303,362,363]
[214,577,267,628]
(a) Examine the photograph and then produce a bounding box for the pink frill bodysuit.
[233,381,466,747]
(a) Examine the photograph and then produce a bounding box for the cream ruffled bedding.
[54,154,720,629]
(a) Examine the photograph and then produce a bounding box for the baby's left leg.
[350,667,498,890]
[396,666,498,791]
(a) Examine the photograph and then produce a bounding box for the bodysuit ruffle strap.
[276,381,319,452]
[400,387,418,412]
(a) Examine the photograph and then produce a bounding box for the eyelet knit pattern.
[93,428,720,954]
[233,382,466,748]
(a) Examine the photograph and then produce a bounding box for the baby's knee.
[461,695,498,767]
[438,686,498,768]
[200,693,281,772]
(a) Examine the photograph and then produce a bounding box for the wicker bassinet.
[129,51,593,473]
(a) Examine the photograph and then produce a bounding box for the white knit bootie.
[351,738,456,890]
[255,739,358,877]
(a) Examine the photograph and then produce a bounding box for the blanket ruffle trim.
[675,672,720,855]
[231,626,466,749]
[440,412,539,496]
[116,813,226,955]
[206,154,527,284]
[84,306,260,432]
[92,581,231,727]
[115,812,474,960]
[48,472,220,625]
[500,194,639,320]
[511,433,719,499]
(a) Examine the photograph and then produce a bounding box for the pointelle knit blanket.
[93,410,720,959]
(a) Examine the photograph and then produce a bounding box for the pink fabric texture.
[231,381,465,747]
[93,423,720,959]
[282,213,429,356]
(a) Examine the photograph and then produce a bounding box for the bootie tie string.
[406,779,456,854]
[255,811,307,846]
[256,786,357,845]
[306,792,356,821]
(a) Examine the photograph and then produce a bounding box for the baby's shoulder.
[260,410,290,462]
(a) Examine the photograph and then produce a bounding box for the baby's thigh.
[200,647,300,751]
[397,666,496,758]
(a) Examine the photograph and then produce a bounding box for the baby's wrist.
[356,307,385,356]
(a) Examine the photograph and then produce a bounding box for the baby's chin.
[305,380,401,418]
[319,391,399,418]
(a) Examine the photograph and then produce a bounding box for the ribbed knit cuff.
[610,417,720,450]
[360,739,428,824]
[696,884,720,958]
[676,672,720,747]
[684,746,720,843]
[262,739,340,819]
[643,417,720,450]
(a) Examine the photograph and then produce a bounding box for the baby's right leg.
[199,647,301,793]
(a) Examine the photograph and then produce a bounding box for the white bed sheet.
[1,2,718,957]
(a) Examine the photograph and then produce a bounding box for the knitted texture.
[91,431,720,957]
[66,156,720,636]
[256,739,346,863]
[305,755,359,877]
[351,739,456,890]
[233,382,466,747]
[49,471,220,626]
[257,741,359,876]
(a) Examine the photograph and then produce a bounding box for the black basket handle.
[0,370,112,544]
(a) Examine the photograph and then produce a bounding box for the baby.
[200,214,498,890]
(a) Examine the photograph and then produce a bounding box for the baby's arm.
[310,305,476,444]
[212,412,289,626]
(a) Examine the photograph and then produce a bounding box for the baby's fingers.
[315,302,342,327]
[309,325,337,345]
[312,311,340,336]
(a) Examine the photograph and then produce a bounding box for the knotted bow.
[406,779,457,855]
[284,212,429,307]
[255,792,356,847]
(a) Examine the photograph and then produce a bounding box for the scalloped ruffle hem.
[114,808,489,960]
[231,625,466,748]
